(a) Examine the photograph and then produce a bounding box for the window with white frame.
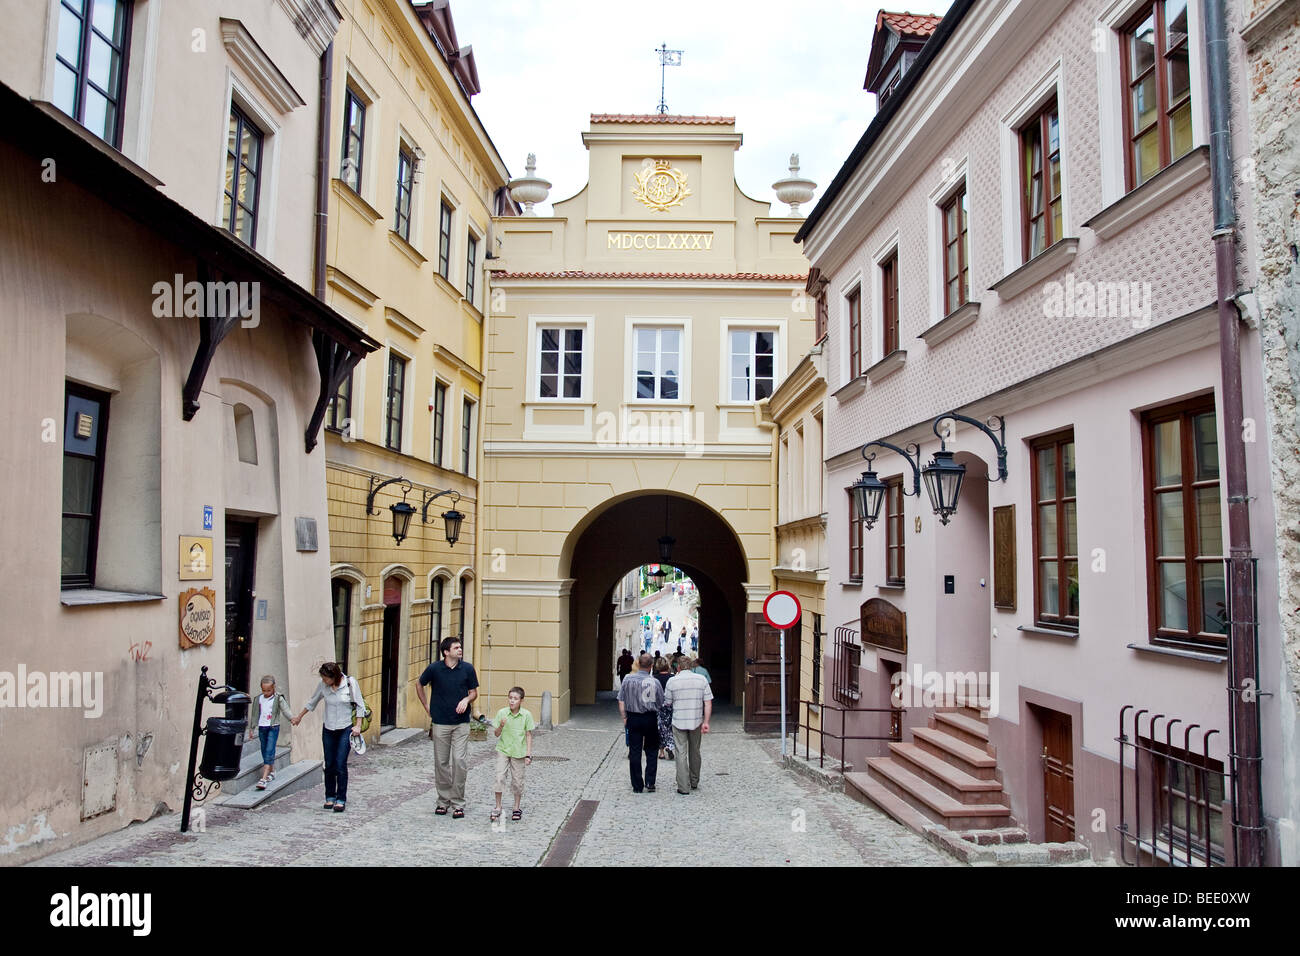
[460,396,476,475]
[395,143,415,241]
[465,231,478,305]
[431,379,447,466]
[537,327,584,399]
[729,329,776,402]
[341,86,366,193]
[634,327,681,400]
[53,0,132,148]
[222,104,263,248]
[1121,0,1193,189]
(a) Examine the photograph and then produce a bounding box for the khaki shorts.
[495,751,527,797]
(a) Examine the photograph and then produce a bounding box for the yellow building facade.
[483,114,811,726]
[322,0,510,737]
[768,333,828,747]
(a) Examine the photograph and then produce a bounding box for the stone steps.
[863,757,1013,829]
[214,759,322,809]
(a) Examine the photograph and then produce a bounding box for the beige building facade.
[320,0,511,739]
[483,114,812,726]
[768,313,829,747]
[0,0,378,861]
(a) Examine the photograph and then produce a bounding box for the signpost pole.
[779,626,787,757]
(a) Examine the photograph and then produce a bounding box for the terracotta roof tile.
[491,270,805,281]
[877,11,943,38]
[589,114,735,125]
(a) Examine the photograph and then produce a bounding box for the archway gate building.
[483,114,812,725]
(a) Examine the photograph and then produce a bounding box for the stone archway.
[563,492,749,707]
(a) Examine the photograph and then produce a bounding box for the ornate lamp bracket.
[367,475,412,515]
[932,412,1008,482]
[860,440,923,497]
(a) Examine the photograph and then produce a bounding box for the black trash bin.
[199,689,253,781]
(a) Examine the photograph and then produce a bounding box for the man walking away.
[416,637,479,819]
[617,648,635,684]
[664,658,713,795]
[617,652,663,793]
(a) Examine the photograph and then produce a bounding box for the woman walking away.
[655,658,675,761]
[291,662,367,813]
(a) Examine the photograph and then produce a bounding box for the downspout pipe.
[1204,0,1264,866]
[313,41,333,300]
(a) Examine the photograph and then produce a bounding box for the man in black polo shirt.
[417,637,479,818]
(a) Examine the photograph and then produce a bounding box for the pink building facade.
[800,0,1294,864]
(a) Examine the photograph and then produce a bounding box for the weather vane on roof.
[655,43,682,114]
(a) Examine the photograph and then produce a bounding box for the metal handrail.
[792,699,903,774]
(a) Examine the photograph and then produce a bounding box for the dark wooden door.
[223,518,257,694]
[1042,709,1075,843]
[381,604,400,728]
[743,613,798,732]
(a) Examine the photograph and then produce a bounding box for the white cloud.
[451,0,953,216]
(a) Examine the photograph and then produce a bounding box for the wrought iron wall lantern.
[422,488,465,547]
[367,476,464,546]
[922,412,1008,525]
[851,440,922,530]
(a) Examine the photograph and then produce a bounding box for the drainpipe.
[313,42,333,300]
[1204,0,1263,867]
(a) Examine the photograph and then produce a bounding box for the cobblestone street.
[35,695,956,867]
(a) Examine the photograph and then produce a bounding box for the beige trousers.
[673,726,703,792]
[494,751,527,799]
[432,722,470,809]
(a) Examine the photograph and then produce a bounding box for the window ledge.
[920,301,979,347]
[523,399,595,407]
[1126,641,1228,664]
[865,349,906,384]
[832,374,867,402]
[990,238,1079,301]
[61,589,166,607]
[1084,146,1210,241]
[1017,624,1079,640]
[877,582,905,591]
[331,178,382,224]
[388,229,427,266]
[841,579,864,589]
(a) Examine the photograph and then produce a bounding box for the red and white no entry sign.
[762,590,801,630]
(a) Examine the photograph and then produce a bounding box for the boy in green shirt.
[491,687,535,821]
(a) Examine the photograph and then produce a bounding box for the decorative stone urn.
[772,153,817,217]
[508,153,552,216]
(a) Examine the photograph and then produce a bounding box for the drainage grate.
[715,771,729,776]
[529,756,570,762]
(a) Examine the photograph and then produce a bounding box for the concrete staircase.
[212,739,322,810]
[847,701,1023,843]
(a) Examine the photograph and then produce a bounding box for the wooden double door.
[742,614,798,732]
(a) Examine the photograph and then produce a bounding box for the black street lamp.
[851,440,922,530]
[921,412,1008,524]
[422,489,465,547]
[367,476,464,547]
[648,564,668,587]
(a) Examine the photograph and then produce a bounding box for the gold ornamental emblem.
[632,158,691,212]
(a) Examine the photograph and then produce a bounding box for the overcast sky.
[451,0,954,216]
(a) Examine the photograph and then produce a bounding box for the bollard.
[540,690,553,730]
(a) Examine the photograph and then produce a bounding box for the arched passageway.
[564,493,748,706]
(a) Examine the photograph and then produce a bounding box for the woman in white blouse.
[292,662,366,813]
